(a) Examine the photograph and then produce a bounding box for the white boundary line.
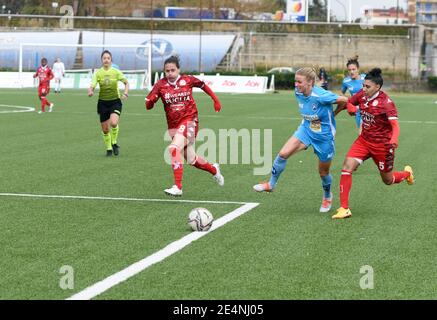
[66,202,259,300]
[0,192,247,205]
[0,104,35,113]
[0,192,259,299]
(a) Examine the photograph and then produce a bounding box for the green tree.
[309,0,328,22]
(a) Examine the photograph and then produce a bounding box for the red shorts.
[346,136,395,172]
[169,117,199,145]
[38,86,50,97]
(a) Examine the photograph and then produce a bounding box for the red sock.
[392,171,410,184]
[340,170,352,209]
[169,145,183,190]
[40,97,46,112]
[45,98,51,106]
[191,156,217,175]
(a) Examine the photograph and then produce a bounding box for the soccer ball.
[188,208,214,231]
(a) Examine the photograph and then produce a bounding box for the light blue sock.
[321,174,332,199]
[268,155,288,188]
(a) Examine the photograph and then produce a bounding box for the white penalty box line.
[0,192,259,300]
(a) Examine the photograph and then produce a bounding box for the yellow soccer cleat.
[332,207,352,219]
[404,165,415,185]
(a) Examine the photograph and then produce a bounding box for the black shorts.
[97,99,122,123]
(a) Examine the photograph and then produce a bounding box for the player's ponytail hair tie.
[347,55,360,68]
[365,68,383,87]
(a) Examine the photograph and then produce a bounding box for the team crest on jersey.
[179,80,186,86]
[372,100,378,106]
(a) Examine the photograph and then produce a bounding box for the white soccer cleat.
[49,103,54,112]
[164,185,182,197]
[212,163,224,186]
[253,182,273,193]
[319,193,333,213]
[37,111,43,114]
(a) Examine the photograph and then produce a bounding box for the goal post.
[18,43,153,89]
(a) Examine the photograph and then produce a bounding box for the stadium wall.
[1,17,434,78]
[239,32,411,73]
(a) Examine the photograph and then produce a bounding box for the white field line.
[0,104,35,113]
[0,192,248,205]
[66,202,259,300]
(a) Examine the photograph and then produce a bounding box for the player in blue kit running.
[253,67,348,213]
[341,55,366,130]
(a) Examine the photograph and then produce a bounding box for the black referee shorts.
[97,99,122,123]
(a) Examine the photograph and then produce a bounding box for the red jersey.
[34,66,54,87]
[146,75,205,129]
[349,90,398,144]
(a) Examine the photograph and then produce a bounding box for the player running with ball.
[145,56,224,197]
[333,68,414,219]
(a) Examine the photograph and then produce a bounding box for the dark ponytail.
[347,55,359,68]
[101,50,112,59]
[365,68,383,87]
[164,55,180,69]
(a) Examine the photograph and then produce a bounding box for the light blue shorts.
[293,125,335,162]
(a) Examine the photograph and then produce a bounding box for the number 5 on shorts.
[379,161,385,170]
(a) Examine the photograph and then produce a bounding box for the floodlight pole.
[305,0,309,22]
[327,0,331,23]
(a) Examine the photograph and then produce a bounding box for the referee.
[88,50,129,156]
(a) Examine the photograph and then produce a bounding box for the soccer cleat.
[37,111,43,114]
[319,193,333,213]
[106,150,113,157]
[404,165,415,185]
[332,207,352,219]
[164,185,183,197]
[253,182,273,193]
[212,163,224,186]
[112,144,120,156]
[49,103,54,112]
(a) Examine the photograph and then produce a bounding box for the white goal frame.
[18,43,153,89]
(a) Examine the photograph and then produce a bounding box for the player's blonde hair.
[296,67,318,85]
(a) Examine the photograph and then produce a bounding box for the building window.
[425,3,432,11]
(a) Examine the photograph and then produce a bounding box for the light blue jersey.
[341,74,365,95]
[293,86,338,162]
[342,74,365,127]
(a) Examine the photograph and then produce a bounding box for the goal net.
[18,43,152,89]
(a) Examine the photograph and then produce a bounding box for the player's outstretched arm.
[333,96,348,116]
[145,83,161,110]
[145,92,158,110]
[88,86,94,97]
[388,119,400,148]
[121,80,129,100]
[201,84,221,112]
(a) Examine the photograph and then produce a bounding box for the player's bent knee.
[382,176,393,185]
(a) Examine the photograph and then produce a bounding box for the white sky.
[328,0,408,21]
